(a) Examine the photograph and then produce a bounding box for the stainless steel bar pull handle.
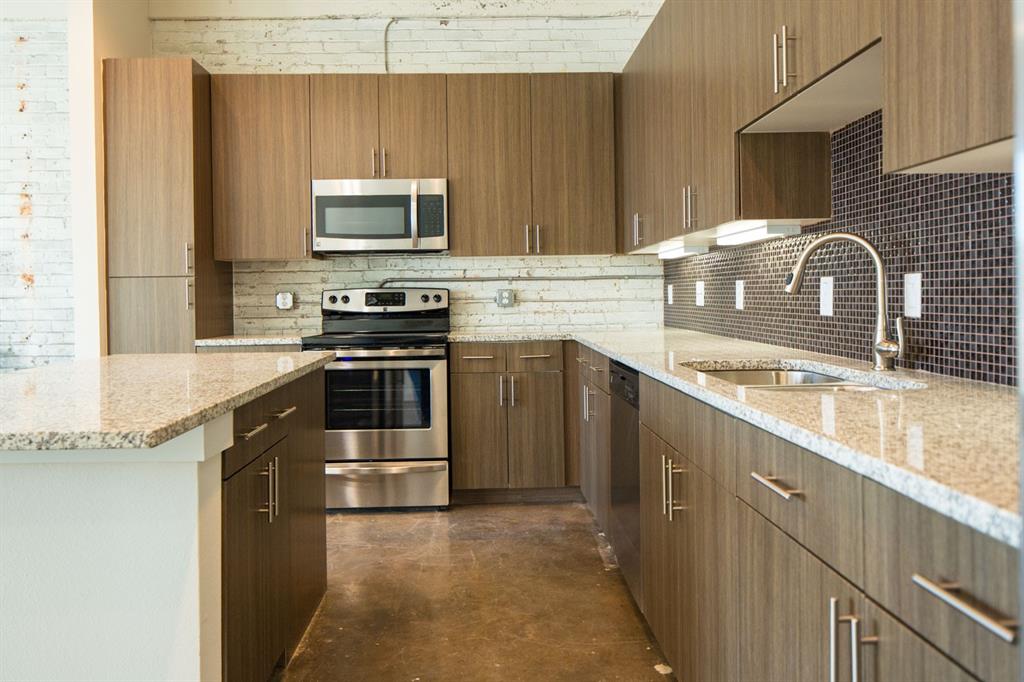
[272,406,297,420]
[586,388,595,419]
[519,354,552,359]
[828,597,838,682]
[238,422,268,440]
[184,279,194,309]
[273,455,280,517]
[772,32,780,93]
[582,383,588,421]
[510,375,516,407]
[750,471,801,500]
[371,148,377,177]
[912,574,1018,643]
[462,355,495,360]
[670,465,686,514]
[184,242,194,274]
[499,375,504,407]
[525,224,531,253]
[781,24,794,87]
[687,186,696,229]
[534,224,541,254]
[381,147,387,177]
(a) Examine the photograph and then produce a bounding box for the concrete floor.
[280,503,670,681]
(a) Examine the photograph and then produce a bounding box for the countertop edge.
[571,333,1022,549]
[5,353,334,452]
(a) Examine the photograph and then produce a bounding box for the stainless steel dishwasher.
[609,361,641,606]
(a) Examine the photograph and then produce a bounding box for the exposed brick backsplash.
[0,16,73,371]
[234,255,663,336]
[664,111,1016,385]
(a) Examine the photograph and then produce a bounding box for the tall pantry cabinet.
[103,58,232,353]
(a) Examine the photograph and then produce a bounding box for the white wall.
[153,1,664,335]
[1,2,73,370]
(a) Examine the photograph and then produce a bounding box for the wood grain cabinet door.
[859,599,975,682]
[882,0,1011,173]
[639,426,669,640]
[507,372,565,488]
[107,277,196,354]
[310,74,379,179]
[212,74,311,260]
[378,74,447,179]
[446,74,532,256]
[529,73,615,255]
[450,373,508,489]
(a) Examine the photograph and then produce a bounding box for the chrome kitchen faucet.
[783,233,905,371]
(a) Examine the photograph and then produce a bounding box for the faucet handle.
[895,316,905,359]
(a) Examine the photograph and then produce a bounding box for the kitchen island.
[0,352,332,681]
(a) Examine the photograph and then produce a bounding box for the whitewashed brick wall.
[155,3,664,336]
[235,255,663,336]
[0,14,72,370]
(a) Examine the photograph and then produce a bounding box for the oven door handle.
[328,347,446,359]
[327,359,446,371]
[326,463,447,476]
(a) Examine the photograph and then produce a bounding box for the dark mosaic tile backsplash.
[663,111,1015,385]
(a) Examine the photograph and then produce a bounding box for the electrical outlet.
[275,292,294,310]
[667,284,674,305]
[496,289,515,308]
[820,276,834,316]
[735,280,744,310]
[696,281,705,307]
[905,272,922,318]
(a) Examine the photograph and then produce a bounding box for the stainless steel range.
[302,288,450,509]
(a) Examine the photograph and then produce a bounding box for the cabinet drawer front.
[735,419,863,584]
[450,342,507,373]
[584,347,610,393]
[863,479,1018,681]
[223,382,301,479]
[507,341,563,372]
[639,375,685,453]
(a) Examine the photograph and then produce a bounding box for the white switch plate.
[905,272,922,318]
[667,284,674,305]
[735,280,744,310]
[820,276,834,316]
[695,281,705,307]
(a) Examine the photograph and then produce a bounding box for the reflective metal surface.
[784,232,905,371]
[702,368,845,386]
[325,460,449,508]
[609,362,642,608]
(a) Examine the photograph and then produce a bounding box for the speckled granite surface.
[195,335,303,347]
[571,328,1020,547]
[0,352,333,450]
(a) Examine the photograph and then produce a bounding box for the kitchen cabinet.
[212,74,311,261]
[882,0,1012,173]
[222,370,326,680]
[103,58,232,352]
[563,342,583,487]
[860,600,976,682]
[446,74,532,256]
[578,346,610,529]
[530,73,615,255]
[450,342,564,490]
[310,74,447,179]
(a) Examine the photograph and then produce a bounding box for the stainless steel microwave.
[311,178,448,253]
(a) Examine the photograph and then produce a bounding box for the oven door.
[324,352,448,461]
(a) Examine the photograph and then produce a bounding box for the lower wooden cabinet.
[222,370,326,682]
[450,366,564,490]
[579,372,610,528]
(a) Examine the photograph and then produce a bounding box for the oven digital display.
[365,291,405,307]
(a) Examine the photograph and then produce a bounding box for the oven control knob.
[421,294,430,303]
[328,295,338,304]
[433,294,442,302]
[341,295,350,304]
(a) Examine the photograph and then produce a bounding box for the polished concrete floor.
[281,503,670,681]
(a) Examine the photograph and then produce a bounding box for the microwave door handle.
[410,179,419,249]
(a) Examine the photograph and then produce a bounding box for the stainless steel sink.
[699,368,878,391]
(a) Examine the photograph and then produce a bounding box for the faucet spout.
[783,233,905,371]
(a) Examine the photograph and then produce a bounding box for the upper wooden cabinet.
[103,58,232,351]
[212,74,311,261]
[447,74,533,256]
[448,73,617,256]
[882,0,1012,173]
[310,74,447,179]
[530,73,615,255]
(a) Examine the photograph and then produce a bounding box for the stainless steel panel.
[324,357,448,461]
[610,390,642,606]
[326,460,449,508]
[321,288,448,314]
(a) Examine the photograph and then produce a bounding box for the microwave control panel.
[417,195,445,238]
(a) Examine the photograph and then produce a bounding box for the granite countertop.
[0,352,334,451]
[571,328,1020,547]
[195,334,305,347]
